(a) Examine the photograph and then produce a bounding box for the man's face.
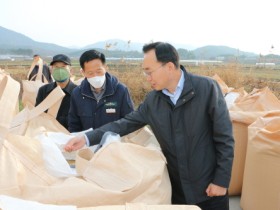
[82,59,106,78]
[51,61,71,82]
[33,56,40,62]
[142,50,168,91]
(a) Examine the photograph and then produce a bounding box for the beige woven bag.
[10,86,68,137]
[241,111,280,210]
[1,76,172,207]
[73,127,171,206]
[228,87,280,195]
[1,129,172,207]
[22,60,49,107]
[0,75,59,197]
[79,203,201,210]
[0,75,20,138]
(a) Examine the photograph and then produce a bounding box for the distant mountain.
[192,45,257,59]
[0,26,71,56]
[0,26,261,61]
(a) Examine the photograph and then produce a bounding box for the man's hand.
[64,135,86,152]
[206,183,227,197]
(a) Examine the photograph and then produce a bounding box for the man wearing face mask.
[68,49,134,132]
[35,54,77,129]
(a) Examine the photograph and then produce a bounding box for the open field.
[1,60,280,107]
[2,60,266,209]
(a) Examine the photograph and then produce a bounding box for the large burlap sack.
[10,86,68,136]
[22,60,49,107]
[0,195,76,210]
[0,68,9,80]
[0,72,20,116]
[225,87,247,109]
[1,129,171,207]
[0,133,60,196]
[9,86,72,178]
[21,79,46,107]
[1,75,172,207]
[76,140,170,204]
[0,75,60,197]
[241,111,280,210]
[0,196,200,210]
[0,75,20,138]
[79,203,201,210]
[228,87,280,195]
[212,74,234,95]
[121,125,160,148]
[229,86,280,111]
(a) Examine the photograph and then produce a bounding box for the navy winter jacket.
[68,72,134,132]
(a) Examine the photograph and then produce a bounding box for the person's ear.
[165,62,174,72]
[104,64,108,72]
[80,68,85,77]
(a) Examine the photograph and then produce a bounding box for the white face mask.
[87,75,106,88]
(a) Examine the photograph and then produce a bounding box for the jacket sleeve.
[86,100,148,146]
[68,88,82,132]
[208,80,234,188]
[120,86,134,117]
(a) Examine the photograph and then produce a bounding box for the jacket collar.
[180,65,196,98]
[156,65,195,106]
[63,80,77,94]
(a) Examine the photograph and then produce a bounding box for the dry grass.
[185,63,280,99]
[1,61,280,107]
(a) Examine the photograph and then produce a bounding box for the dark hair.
[33,54,40,57]
[79,49,106,69]
[142,42,179,69]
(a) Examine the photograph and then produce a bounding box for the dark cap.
[50,54,71,66]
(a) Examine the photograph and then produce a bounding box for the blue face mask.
[52,68,70,82]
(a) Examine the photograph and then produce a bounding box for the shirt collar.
[162,69,185,97]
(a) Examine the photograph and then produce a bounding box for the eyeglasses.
[143,64,165,77]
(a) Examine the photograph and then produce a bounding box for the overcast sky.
[1,0,279,55]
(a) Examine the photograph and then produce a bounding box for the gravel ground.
[229,196,242,210]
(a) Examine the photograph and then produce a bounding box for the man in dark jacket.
[64,43,234,210]
[68,49,134,132]
[27,54,53,83]
[35,54,77,129]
